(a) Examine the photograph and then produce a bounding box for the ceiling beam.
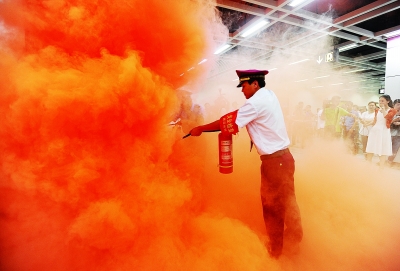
[217,0,265,16]
[342,1,400,27]
[333,0,398,24]
[375,25,400,37]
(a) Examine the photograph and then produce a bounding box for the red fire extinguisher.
[218,132,233,174]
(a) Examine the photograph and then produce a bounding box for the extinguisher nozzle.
[182,133,191,139]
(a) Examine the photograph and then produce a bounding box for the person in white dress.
[366,95,396,168]
[359,101,376,155]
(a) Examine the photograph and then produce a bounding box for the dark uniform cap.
[236,69,269,87]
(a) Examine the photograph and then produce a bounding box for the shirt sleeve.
[235,102,258,128]
[337,107,349,117]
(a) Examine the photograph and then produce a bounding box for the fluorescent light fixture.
[240,20,269,38]
[349,80,366,83]
[314,75,330,79]
[295,79,308,82]
[198,59,207,65]
[288,0,310,7]
[187,67,194,71]
[331,83,343,85]
[214,44,232,55]
[269,68,277,71]
[385,29,400,38]
[288,59,309,65]
[338,43,358,52]
[180,73,184,76]
[232,78,239,81]
[379,88,385,94]
[343,68,366,73]
[311,86,324,88]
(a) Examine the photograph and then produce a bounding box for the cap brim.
[237,79,248,88]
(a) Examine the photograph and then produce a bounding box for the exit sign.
[325,52,334,62]
[317,49,339,64]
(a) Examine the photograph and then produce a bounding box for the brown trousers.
[260,151,303,257]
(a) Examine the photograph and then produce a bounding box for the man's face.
[241,81,257,99]
[368,103,376,111]
[394,103,400,112]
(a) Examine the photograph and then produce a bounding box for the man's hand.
[189,126,203,136]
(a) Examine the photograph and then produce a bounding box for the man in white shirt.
[189,69,303,258]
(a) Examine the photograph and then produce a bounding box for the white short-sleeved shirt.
[317,109,325,129]
[235,87,290,155]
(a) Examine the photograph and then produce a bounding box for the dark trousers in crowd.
[324,125,336,139]
[343,129,359,155]
[260,151,303,258]
[388,136,400,162]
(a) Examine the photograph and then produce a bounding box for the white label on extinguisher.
[221,146,231,152]
[221,140,231,145]
[222,154,231,160]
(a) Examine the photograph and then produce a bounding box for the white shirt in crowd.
[359,111,375,136]
[235,87,290,155]
[317,108,325,129]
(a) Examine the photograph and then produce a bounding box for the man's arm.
[189,109,240,137]
[189,120,220,136]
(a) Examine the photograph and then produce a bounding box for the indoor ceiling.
[208,0,400,93]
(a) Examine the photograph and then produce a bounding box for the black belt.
[260,148,290,160]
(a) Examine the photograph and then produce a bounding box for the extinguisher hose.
[182,130,220,139]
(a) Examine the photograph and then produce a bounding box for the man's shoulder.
[252,88,276,101]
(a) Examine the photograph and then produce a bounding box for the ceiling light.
[198,59,207,65]
[289,0,311,7]
[214,44,231,55]
[343,68,366,73]
[338,43,358,52]
[311,86,324,88]
[269,68,277,71]
[349,80,366,83]
[295,79,308,82]
[187,67,194,71]
[331,83,343,85]
[385,29,400,38]
[314,75,330,79]
[240,20,269,38]
[288,59,309,65]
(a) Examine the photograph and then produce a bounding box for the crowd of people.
[172,90,400,169]
[289,95,400,168]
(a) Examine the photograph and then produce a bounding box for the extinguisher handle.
[182,130,220,139]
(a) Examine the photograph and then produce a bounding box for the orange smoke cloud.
[0,0,234,270]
